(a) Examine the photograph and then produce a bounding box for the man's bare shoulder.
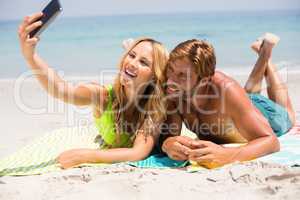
[215,72,254,116]
[212,70,251,107]
[212,71,241,94]
[212,70,238,88]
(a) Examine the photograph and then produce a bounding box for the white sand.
[0,70,299,200]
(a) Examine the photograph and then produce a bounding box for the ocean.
[0,10,300,78]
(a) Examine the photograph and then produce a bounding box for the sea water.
[0,10,299,78]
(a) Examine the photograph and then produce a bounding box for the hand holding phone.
[29,0,62,38]
[18,12,44,61]
[18,0,62,61]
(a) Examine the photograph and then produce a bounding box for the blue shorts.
[248,93,293,137]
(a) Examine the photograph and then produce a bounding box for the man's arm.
[225,81,280,159]
[161,103,195,161]
[189,81,279,167]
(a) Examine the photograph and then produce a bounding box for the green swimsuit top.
[94,85,133,148]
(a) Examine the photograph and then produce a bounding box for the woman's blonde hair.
[112,38,169,141]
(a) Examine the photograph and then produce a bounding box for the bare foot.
[251,33,280,54]
[264,33,280,46]
[251,37,263,54]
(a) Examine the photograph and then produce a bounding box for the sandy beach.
[0,70,300,200]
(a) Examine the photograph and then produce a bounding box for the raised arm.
[18,13,106,107]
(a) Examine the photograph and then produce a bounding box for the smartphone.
[29,0,62,38]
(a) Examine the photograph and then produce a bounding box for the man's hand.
[188,140,239,168]
[162,136,194,161]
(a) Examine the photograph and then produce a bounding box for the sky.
[0,0,300,20]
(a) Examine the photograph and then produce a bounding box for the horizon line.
[1,8,299,22]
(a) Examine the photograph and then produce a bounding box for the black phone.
[29,0,62,38]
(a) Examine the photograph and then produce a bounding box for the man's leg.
[248,33,295,125]
[244,38,271,93]
[265,60,296,125]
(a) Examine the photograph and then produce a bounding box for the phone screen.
[29,0,62,38]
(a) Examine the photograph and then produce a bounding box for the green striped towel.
[2,125,298,176]
[0,126,107,176]
[0,125,189,177]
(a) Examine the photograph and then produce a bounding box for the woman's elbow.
[127,150,150,162]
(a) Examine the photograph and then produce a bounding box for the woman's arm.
[18,13,106,106]
[89,132,156,162]
[57,132,156,169]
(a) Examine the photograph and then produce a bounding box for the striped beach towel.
[1,124,299,176]
[0,126,106,176]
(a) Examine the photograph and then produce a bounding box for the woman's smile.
[124,68,137,78]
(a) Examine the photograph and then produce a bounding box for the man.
[161,34,295,168]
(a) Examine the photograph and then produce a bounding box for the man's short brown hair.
[168,39,216,78]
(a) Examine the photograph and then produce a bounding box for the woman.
[18,12,169,169]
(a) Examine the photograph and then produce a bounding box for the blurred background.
[0,0,300,78]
